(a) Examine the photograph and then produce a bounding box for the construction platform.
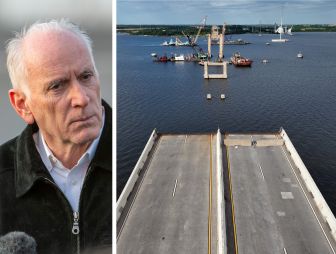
[117,129,336,254]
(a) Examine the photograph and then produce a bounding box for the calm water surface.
[117,32,336,211]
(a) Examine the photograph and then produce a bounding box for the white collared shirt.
[33,112,104,212]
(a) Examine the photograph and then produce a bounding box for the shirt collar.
[15,100,111,198]
[34,110,105,172]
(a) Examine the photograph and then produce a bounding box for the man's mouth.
[71,115,94,124]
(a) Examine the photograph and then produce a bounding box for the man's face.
[22,30,102,146]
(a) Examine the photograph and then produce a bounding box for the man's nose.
[69,79,89,107]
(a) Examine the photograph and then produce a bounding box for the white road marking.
[284,247,288,254]
[259,164,265,180]
[281,145,336,254]
[277,211,286,217]
[282,178,291,183]
[281,192,294,199]
[172,179,178,197]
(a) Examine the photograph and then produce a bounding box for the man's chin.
[71,129,100,146]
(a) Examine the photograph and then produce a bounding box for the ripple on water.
[117,33,336,212]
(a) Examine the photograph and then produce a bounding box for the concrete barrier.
[255,139,284,147]
[224,139,251,146]
[280,128,336,241]
[224,138,283,147]
[116,129,158,221]
[216,129,226,254]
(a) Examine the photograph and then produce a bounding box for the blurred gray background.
[0,0,112,144]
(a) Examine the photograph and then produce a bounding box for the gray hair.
[6,19,97,95]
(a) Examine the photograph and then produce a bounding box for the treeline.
[117,24,336,36]
[294,24,336,32]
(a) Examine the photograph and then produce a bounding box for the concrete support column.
[204,61,208,79]
[208,34,211,59]
[223,62,227,79]
[219,34,223,61]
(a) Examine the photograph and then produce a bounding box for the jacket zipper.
[43,177,81,254]
[75,165,95,253]
[72,211,80,254]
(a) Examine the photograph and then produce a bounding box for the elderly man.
[0,20,112,253]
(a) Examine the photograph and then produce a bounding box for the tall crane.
[193,16,207,45]
[182,16,207,46]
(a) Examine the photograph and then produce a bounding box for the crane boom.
[193,16,207,45]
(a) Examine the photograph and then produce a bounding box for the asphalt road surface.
[227,135,335,254]
[118,134,219,254]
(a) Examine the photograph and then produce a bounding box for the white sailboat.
[272,17,289,42]
[287,26,293,35]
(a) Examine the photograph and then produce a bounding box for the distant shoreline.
[117,24,336,36]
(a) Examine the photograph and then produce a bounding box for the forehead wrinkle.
[22,30,92,85]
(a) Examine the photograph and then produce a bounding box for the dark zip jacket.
[0,100,112,254]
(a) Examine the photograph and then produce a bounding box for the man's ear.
[8,88,35,124]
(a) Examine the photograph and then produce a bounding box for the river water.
[117,32,336,212]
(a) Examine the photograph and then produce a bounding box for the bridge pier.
[203,61,228,79]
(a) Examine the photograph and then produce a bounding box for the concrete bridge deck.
[117,134,220,254]
[117,129,336,254]
[226,133,336,253]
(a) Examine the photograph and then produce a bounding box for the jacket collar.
[90,100,112,171]
[15,100,112,198]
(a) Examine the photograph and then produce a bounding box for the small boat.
[272,38,289,42]
[161,41,169,46]
[262,59,269,64]
[151,53,157,57]
[297,52,303,58]
[266,42,270,45]
[230,52,253,67]
[174,54,185,61]
[159,56,168,62]
[154,55,168,62]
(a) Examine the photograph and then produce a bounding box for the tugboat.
[159,55,168,62]
[230,52,253,67]
[153,55,168,62]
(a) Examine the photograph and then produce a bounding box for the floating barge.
[153,53,209,63]
[212,39,251,45]
[117,128,336,254]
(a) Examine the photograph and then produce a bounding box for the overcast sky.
[117,0,336,25]
[0,0,111,29]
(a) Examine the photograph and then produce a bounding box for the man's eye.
[81,72,93,81]
[49,81,63,91]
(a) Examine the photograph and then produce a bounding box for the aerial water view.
[117,1,336,253]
